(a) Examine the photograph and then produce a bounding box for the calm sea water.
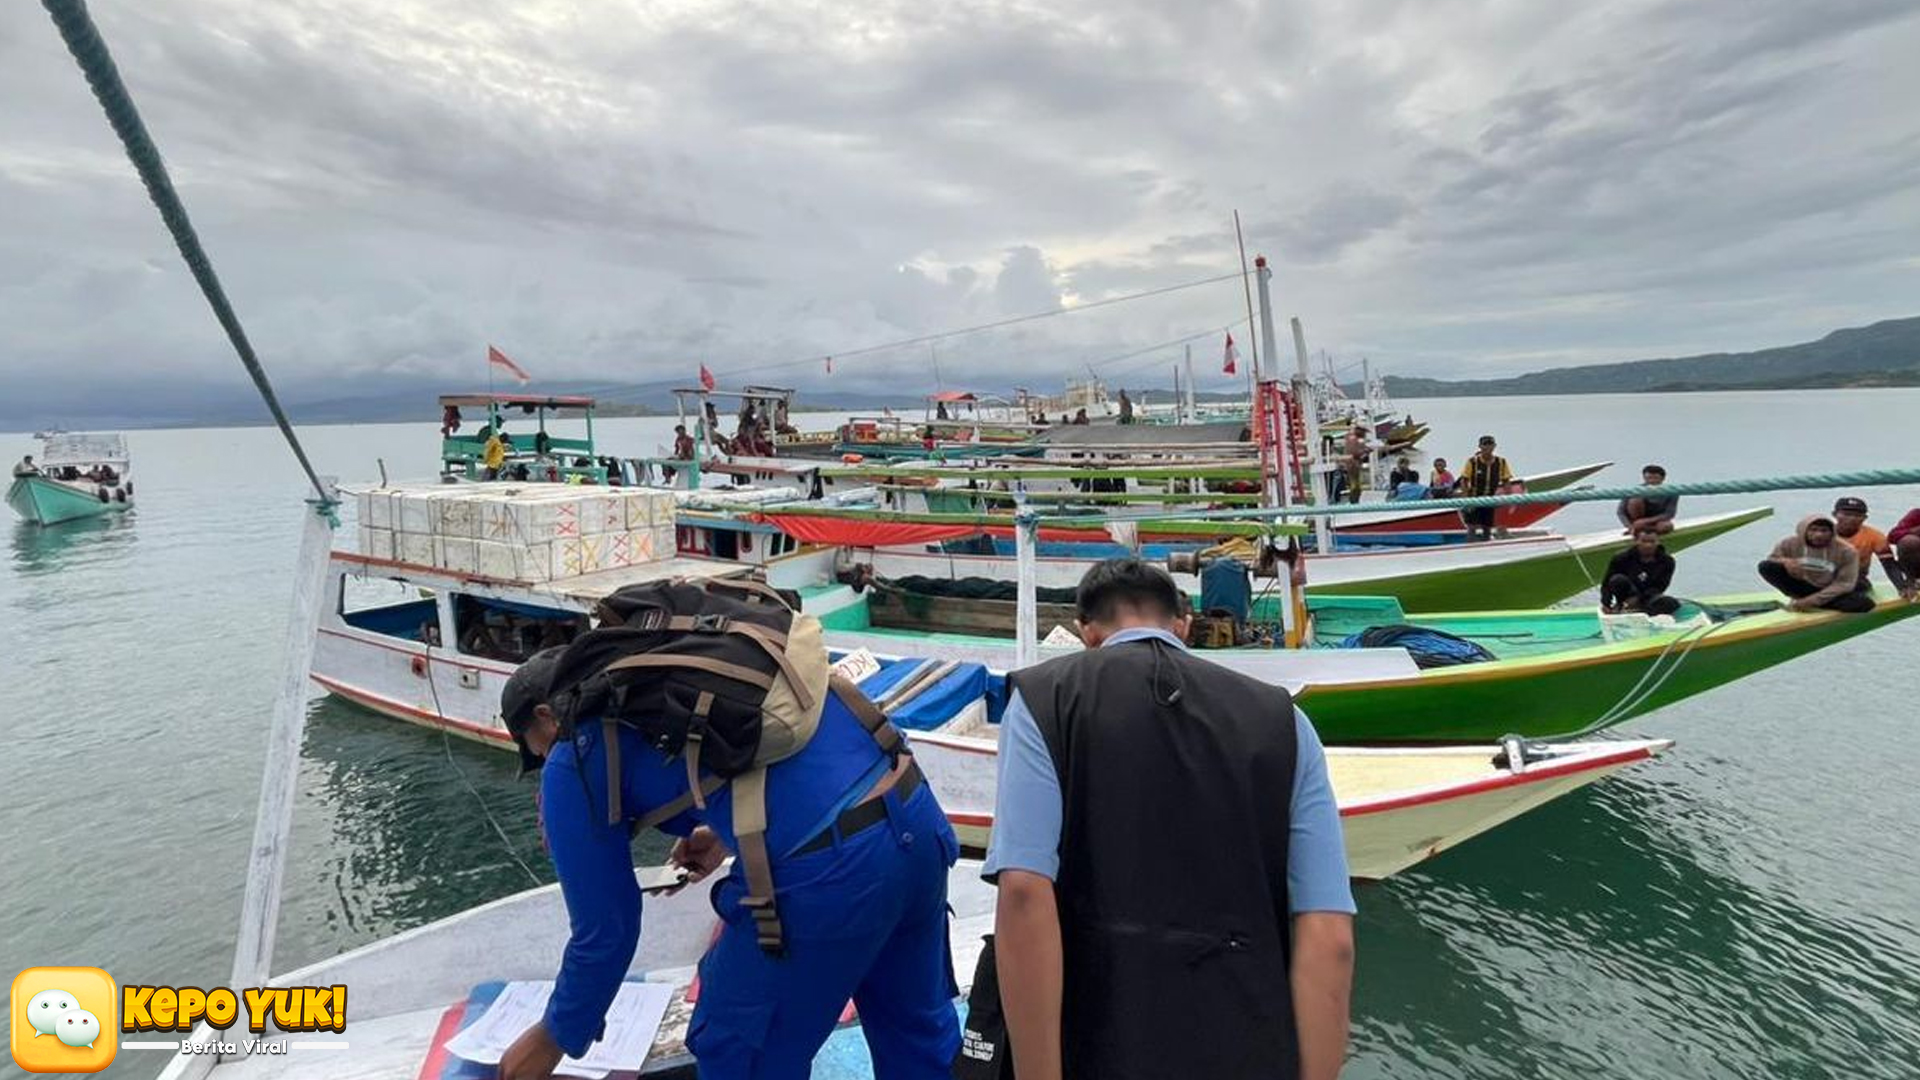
[3,391,1917,1079]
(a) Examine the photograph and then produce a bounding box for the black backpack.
[546,573,904,954]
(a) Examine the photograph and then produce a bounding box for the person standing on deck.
[1602,527,1680,616]
[989,558,1355,1080]
[483,429,509,481]
[1617,465,1679,535]
[492,649,961,1080]
[1117,389,1135,425]
[1457,435,1513,541]
[1758,514,1874,613]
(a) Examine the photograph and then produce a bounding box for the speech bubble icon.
[26,988,80,1038]
[56,1009,102,1049]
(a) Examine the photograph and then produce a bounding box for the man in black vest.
[986,558,1355,1080]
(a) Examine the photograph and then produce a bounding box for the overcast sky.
[3,0,1918,402]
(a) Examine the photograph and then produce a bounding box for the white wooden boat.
[911,725,1672,879]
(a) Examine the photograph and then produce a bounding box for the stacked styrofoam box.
[357,484,680,582]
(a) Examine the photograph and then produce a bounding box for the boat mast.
[1183,344,1197,424]
[1291,318,1335,553]
[228,483,339,1034]
[1014,497,1039,668]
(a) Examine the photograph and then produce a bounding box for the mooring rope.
[42,0,333,513]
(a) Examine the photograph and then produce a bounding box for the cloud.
[1,0,1917,413]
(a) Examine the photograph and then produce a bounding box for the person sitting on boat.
[1758,514,1875,613]
[1072,407,1090,425]
[483,428,509,480]
[1458,435,1513,540]
[1427,457,1456,496]
[492,648,961,1080]
[1602,527,1680,616]
[1389,456,1419,489]
[1831,495,1891,598]
[1617,464,1678,536]
[1880,503,1920,600]
[12,455,38,478]
[1118,388,1135,424]
[986,558,1354,1080]
[441,405,462,436]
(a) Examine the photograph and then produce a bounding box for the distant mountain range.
[7,316,1917,432]
[1364,316,1920,398]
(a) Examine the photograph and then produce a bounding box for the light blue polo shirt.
[982,626,1357,915]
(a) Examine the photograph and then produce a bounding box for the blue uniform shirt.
[982,627,1356,915]
[537,697,892,1056]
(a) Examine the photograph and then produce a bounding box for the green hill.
[1378,316,1920,397]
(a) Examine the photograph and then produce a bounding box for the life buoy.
[841,452,865,464]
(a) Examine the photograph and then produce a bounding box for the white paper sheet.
[443,980,674,1079]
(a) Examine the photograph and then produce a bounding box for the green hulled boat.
[803,581,1919,744]
[7,433,134,526]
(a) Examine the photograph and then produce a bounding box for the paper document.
[444,980,674,1078]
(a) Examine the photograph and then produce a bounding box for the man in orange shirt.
[1832,496,1889,597]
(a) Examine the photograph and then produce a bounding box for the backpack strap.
[601,653,776,691]
[703,577,796,609]
[653,616,818,713]
[830,674,904,759]
[731,767,785,955]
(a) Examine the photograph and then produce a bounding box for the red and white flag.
[488,344,531,385]
[699,364,716,391]
[1222,332,1239,376]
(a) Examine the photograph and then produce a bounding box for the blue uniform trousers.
[687,776,961,1079]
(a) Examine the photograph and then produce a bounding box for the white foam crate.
[397,532,435,566]
[397,494,434,535]
[553,534,609,578]
[365,527,395,562]
[439,537,478,574]
[475,539,553,583]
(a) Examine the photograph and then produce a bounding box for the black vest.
[1009,636,1300,1080]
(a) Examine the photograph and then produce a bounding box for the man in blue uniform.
[495,647,961,1080]
[988,558,1356,1080]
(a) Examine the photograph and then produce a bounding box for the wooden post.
[230,481,339,991]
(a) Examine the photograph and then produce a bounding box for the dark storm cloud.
[1,0,1917,405]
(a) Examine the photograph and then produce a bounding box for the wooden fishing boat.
[742,505,1772,612]
[807,584,1920,744]
[916,730,1671,877]
[6,433,134,525]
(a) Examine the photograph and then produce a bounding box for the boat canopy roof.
[927,391,978,403]
[39,432,129,466]
[672,386,795,400]
[439,393,596,411]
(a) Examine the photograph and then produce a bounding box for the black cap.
[1834,496,1868,514]
[502,646,569,775]
[1477,435,1497,447]
[1642,464,1667,477]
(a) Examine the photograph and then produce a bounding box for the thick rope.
[1059,466,1920,526]
[42,0,333,513]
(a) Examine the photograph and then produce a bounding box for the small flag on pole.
[1222,333,1239,376]
[698,364,716,391]
[488,344,531,385]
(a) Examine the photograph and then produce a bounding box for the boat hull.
[6,475,131,525]
[915,734,1668,879]
[1296,593,1920,742]
[863,508,1772,613]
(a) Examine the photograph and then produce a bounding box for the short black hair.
[1634,525,1663,539]
[1076,557,1185,625]
[1642,464,1667,477]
